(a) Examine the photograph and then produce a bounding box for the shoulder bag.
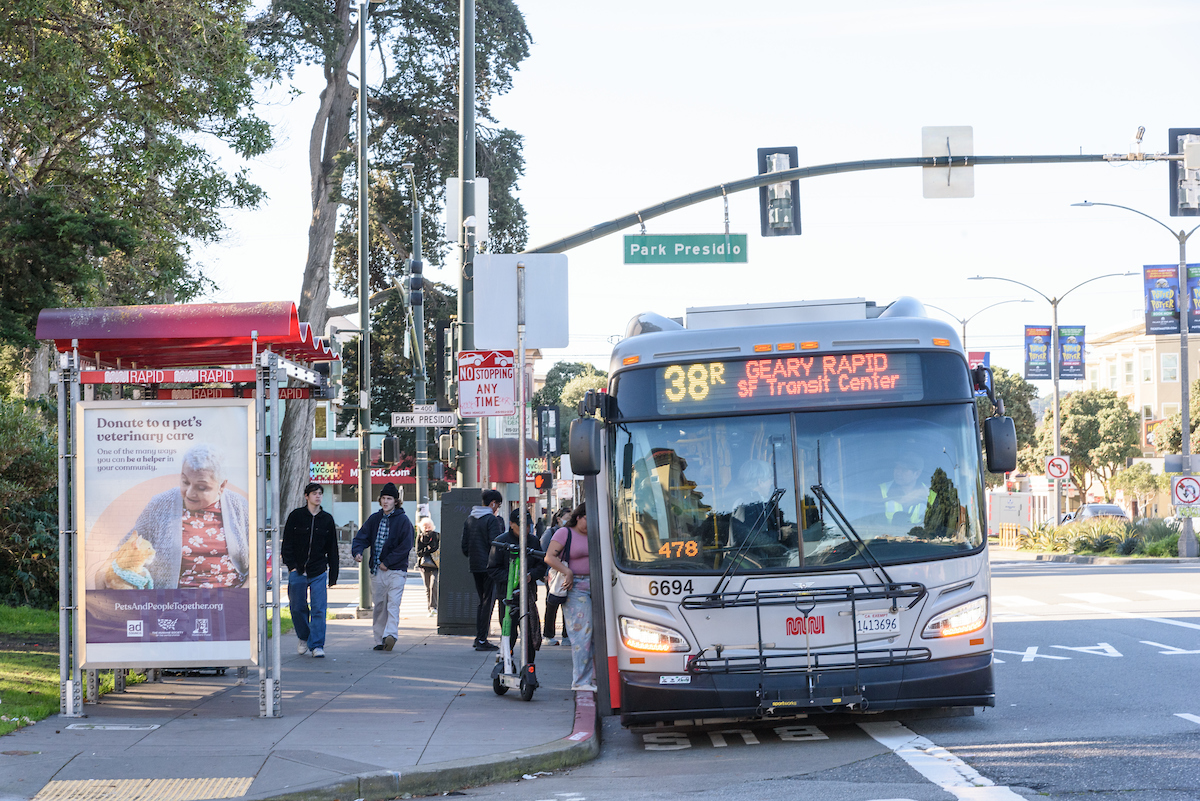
[545,527,572,602]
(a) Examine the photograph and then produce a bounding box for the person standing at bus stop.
[352,482,413,651]
[282,482,340,658]
[463,488,504,651]
[543,502,595,692]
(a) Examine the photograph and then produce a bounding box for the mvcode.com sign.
[457,350,516,417]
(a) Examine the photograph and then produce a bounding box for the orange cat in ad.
[102,534,156,589]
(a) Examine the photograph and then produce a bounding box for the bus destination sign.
[655,353,923,414]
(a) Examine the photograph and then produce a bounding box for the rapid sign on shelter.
[457,350,516,417]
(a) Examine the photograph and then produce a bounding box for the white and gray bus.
[569,297,1017,725]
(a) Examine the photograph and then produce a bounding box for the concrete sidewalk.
[1,573,597,801]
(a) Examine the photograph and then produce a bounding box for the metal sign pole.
[269,356,284,716]
[516,262,529,676]
[255,339,269,717]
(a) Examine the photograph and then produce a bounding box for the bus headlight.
[619,616,690,652]
[921,597,987,638]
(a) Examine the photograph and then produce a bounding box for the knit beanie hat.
[379,482,399,499]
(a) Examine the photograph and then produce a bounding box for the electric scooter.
[491,540,544,701]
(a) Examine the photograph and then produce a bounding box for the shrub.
[0,399,59,609]
[1141,532,1180,557]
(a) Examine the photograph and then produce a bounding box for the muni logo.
[785,615,825,636]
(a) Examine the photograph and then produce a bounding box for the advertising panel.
[1188,264,1200,334]
[1057,325,1085,380]
[76,399,257,668]
[1144,265,1181,335]
[1024,326,1052,380]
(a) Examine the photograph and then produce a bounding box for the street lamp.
[969,272,1136,527]
[1073,200,1200,557]
[924,299,1032,351]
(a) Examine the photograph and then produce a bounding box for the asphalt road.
[450,557,1200,801]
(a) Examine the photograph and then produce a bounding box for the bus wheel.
[493,675,508,695]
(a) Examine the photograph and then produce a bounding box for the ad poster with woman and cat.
[76,399,258,668]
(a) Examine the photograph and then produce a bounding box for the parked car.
[1070,504,1129,522]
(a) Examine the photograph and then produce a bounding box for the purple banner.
[85,588,250,644]
[1144,265,1181,335]
[1024,326,1051,380]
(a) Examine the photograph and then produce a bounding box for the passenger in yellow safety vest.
[879,454,936,525]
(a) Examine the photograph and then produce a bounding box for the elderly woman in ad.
[103,443,250,590]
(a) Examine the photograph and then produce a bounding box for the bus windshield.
[609,404,984,573]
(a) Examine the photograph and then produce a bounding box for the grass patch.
[0,649,58,736]
[0,605,57,635]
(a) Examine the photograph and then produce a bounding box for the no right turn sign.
[1172,475,1200,507]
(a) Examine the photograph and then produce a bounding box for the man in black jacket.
[282,483,340,658]
[462,488,503,651]
[351,482,414,651]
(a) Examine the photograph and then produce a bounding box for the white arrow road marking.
[1066,604,1200,631]
[861,720,1026,800]
[1050,642,1122,657]
[995,647,1070,662]
[1177,713,1200,726]
[1142,641,1200,655]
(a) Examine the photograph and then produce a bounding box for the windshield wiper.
[808,482,894,589]
[711,486,787,596]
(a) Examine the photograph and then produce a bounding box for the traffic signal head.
[382,436,401,466]
[757,147,801,236]
[1169,128,1200,217]
[533,472,552,491]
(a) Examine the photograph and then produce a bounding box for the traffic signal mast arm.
[525,151,1184,255]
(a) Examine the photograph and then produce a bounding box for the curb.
[243,692,599,801]
[1030,554,1198,565]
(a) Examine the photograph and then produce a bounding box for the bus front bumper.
[619,652,994,726]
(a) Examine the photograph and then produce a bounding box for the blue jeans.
[288,570,328,649]
[563,579,595,689]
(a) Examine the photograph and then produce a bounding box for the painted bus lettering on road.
[642,725,827,750]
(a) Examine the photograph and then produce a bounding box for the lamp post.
[924,299,1032,351]
[1073,200,1200,557]
[969,272,1135,527]
[356,0,372,613]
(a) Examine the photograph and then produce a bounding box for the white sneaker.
[545,637,560,646]
[572,683,597,692]
[312,647,325,658]
[297,640,308,655]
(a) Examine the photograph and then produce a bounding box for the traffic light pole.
[456,0,478,488]
[404,163,429,507]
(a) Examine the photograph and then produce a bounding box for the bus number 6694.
[648,579,694,596]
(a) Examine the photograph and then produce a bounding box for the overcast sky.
[197,0,1200,388]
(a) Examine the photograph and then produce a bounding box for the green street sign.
[625,234,748,264]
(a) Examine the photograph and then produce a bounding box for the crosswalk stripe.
[993,595,1045,607]
[1061,592,1128,604]
[1141,589,1200,601]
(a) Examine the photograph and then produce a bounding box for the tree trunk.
[25,343,51,399]
[278,0,357,519]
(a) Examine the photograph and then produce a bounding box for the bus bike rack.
[680,581,929,715]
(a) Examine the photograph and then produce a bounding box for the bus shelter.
[36,301,339,718]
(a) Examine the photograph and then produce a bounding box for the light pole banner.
[1024,326,1051,380]
[1187,264,1200,334]
[75,399,257,668]
[1144,265,1181,335]
[1058,325,1085,380]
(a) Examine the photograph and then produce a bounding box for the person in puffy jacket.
[462,488,503,651]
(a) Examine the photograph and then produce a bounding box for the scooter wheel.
[493,675,508,696]
[519,673,535,702]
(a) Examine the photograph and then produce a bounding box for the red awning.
[35,302,338,369]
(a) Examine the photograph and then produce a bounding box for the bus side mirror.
[570,417,602,475]
[983,416,1017,474]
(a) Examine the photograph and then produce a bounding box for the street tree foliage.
[534,362,600,408]
[1029,389,1141,501]
[1109,461,1166,517]
[1147,377,1200,454]
[249,0,532,514]
[558,369,609,452]
[977,367,1038,487]
[0,0,271,349]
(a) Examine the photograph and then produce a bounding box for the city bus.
[568,297,1017,725]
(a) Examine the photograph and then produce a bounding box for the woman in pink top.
[543,503,595,692]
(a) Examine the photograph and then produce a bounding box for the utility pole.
[356,0,372,613]
[457,0,478,487]
[404,163,429,506]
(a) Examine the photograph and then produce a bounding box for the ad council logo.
[126,620,144,637]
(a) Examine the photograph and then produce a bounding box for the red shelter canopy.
[36,302,338,369]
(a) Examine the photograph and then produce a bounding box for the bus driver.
[880,453,935,527]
